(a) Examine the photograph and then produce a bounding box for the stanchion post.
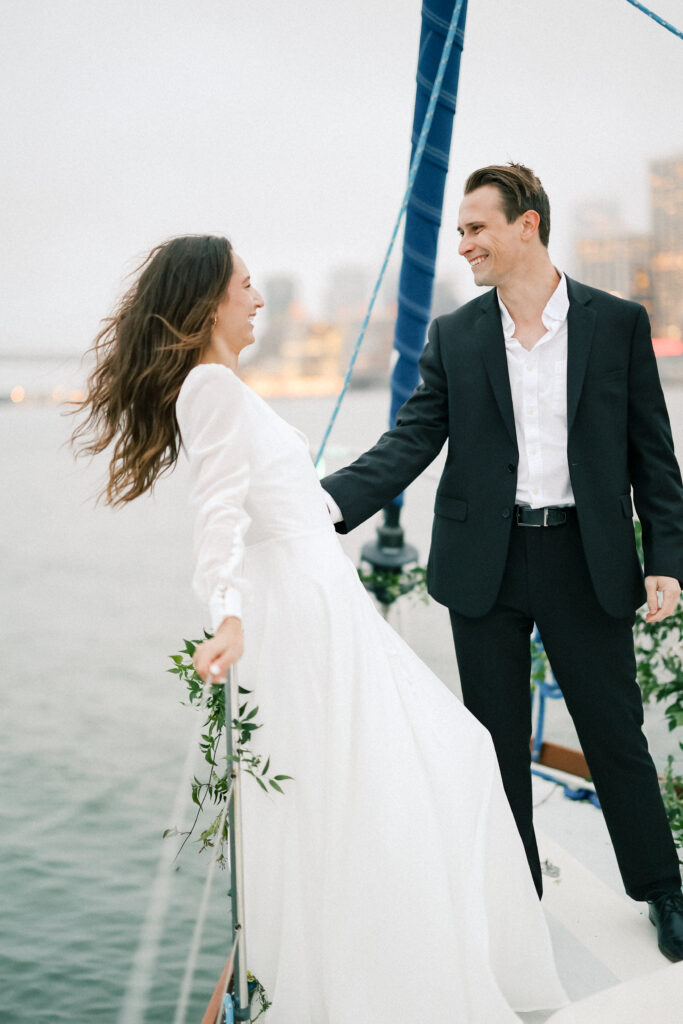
[225,666,251,1022]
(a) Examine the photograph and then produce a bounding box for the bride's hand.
[193,617,244,683]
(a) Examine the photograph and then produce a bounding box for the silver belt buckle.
[543,507,549,527]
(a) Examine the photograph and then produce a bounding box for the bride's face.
[209,253,264,365]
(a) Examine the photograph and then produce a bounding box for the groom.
[322,163,683,960]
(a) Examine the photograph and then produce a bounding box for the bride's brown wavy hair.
[71,234,233,506]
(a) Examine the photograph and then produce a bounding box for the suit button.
[507,463,516,473]
[502,508,511,519]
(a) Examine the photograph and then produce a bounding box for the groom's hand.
[644,575,681,623]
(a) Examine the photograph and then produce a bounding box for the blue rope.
[531,767,602,809]
[314,0,467,468]
[624,0,683,39]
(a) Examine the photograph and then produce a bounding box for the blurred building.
[324,266,371,324]
[243,272,345,392]
[264,274,298,318]
[256,273,306,373]
[348,313,395,386]
[246,263,461,390]
[279,322,343,381]
[575,156,683,337]
[574,200,625,241]
[321,265,460,386]
[574,157,683,382]
[650,155,683,339]
[324,265,394,386]
[576,234,653,315]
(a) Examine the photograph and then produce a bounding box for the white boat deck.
[516,769,683,1022]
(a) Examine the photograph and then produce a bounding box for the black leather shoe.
[648,891,683,962]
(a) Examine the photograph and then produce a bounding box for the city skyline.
[2,0,683,355]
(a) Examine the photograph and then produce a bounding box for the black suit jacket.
[322,277,683,619]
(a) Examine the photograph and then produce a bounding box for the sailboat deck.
[525,768,680,1020]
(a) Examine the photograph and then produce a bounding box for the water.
[1,360,682,1023]
[0,366,395,1024]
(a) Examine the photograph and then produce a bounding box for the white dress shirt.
[324,274,575,523]
[498,274,575,509]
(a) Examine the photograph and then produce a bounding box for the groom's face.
[457,185,524,289]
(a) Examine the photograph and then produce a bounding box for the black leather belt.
[514,504,576,527]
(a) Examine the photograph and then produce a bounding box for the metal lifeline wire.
[173,798,230,1024]
[623,0,683,40]
[118,680,215,1024]
[313,0,467,469]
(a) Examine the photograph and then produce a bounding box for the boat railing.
[201,665,251,1024]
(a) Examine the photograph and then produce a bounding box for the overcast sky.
[1,0,682,354]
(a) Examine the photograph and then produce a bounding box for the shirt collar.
[498,272,569,341]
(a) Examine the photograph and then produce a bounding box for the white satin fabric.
[176,364,567,1023]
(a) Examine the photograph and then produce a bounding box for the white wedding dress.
[176,364,567,1023]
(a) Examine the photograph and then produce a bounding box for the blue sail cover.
[390,0,468,443]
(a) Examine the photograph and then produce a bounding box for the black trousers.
[449,514,681,901]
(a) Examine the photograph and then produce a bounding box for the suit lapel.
[566,277,597,432]
[475,290,517,448]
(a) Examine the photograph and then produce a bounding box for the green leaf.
[168,634,293,882]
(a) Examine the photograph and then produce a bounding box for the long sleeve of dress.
[175,364,251,632]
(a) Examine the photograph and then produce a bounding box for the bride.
[74,234,567,1022]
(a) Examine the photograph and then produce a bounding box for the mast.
[362,1,468,595]
[390,0,468,430]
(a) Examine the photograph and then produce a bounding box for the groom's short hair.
[464,163,551,248]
